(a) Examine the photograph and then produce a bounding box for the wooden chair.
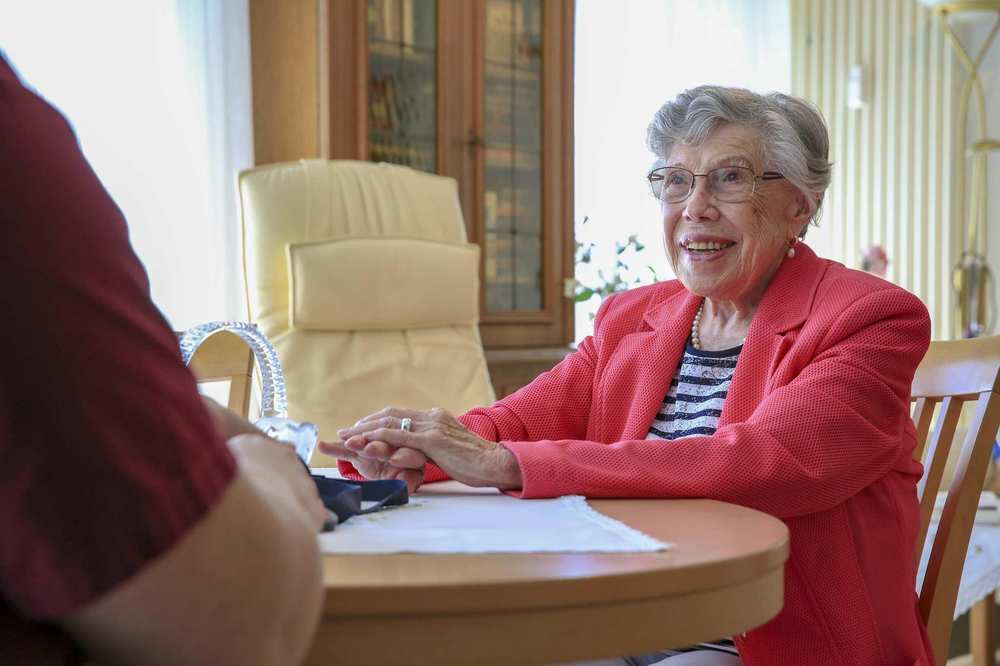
[181,330,254,418]
[912,335,1000,663]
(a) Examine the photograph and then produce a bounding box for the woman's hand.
[320,407,523,491]
[319,434,426,493]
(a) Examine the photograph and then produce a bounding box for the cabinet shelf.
[485,60,542,78]
[369,37,435,54]
[369,43,435,64]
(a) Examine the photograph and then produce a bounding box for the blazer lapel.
[719,243,827,425]
[615,244,827,438]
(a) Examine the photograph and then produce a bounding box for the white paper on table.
[319,492,671,554]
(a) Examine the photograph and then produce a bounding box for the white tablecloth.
[918,522,1000,619]
[318,490,670,555]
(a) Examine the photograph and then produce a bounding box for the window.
[0,1,253,330]
[574,0,791,342]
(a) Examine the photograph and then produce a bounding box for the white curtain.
[574,0,791,342]
[0,0,254,330]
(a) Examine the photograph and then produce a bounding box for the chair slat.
[919,390,1000,660]
[911,397,936,463]
[914,397,962,564]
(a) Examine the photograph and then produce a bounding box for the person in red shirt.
[328,87,935,665]
[0,54,326,665]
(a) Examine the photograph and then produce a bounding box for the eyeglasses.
[647,165,785,204]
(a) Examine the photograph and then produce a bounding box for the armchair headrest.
[287,237,480,331]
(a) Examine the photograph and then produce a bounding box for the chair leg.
[971,594,997,666]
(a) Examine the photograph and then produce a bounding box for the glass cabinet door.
[483,0,544,314]
[367,0,437,172]
[323,0,572,347]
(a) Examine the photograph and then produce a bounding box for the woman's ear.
[785,190,816,239]
[785,191,813,236]
[787,191,812,221]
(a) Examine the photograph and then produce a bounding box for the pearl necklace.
[690,300,705,350]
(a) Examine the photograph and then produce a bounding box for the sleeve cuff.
[500,440,562,499]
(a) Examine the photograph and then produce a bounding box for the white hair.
[646,85,833,236]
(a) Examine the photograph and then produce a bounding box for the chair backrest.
[237,160,495,464]
[183,330,254,418]
[912,335,1000,661]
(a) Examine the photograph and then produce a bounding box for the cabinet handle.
[465,132,486,148]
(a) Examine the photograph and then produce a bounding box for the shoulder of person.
[807,258,926,314]
[808,260,931,339]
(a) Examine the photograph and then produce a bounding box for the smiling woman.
[645,89,830,350]
[328,86,935,665]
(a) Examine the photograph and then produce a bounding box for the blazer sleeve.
[503,287,931,519]
[457,295,611,443]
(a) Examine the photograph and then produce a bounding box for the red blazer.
[462,244,933,665]
[338,243,933,663]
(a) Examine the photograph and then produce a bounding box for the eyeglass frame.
[646,165,786,204]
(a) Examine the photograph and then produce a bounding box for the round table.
[306,482,789,666]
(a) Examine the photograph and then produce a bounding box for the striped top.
[645,341,742,442]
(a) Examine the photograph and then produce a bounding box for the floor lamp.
[922,0,999,337]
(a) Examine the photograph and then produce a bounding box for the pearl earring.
[786,238,797,258]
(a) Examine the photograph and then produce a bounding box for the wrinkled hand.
[319,407,523,492]
[320,424,427,494]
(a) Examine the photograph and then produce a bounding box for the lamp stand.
[932,2,1000,336]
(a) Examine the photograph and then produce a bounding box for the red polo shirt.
[0,56,236,663]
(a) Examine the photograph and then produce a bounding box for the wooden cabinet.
[328,0,575,349]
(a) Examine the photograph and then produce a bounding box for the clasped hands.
[319,407,523,493]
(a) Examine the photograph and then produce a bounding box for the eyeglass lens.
[650,166,757,203]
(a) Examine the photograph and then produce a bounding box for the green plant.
[574,218,659,318]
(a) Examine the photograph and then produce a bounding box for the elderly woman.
[323,86,932,666]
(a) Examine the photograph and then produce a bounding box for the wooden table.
[306,482,790,666]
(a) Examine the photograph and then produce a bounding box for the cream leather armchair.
[237,160,495,466]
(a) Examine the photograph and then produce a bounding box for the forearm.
[506,433,902,516]
[490,445,524,490]
[202,396,262,439]
[504,386,912,517]
[63,469,323,666]
[232,467,325,666]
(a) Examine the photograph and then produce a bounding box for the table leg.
[971,595,997,666]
